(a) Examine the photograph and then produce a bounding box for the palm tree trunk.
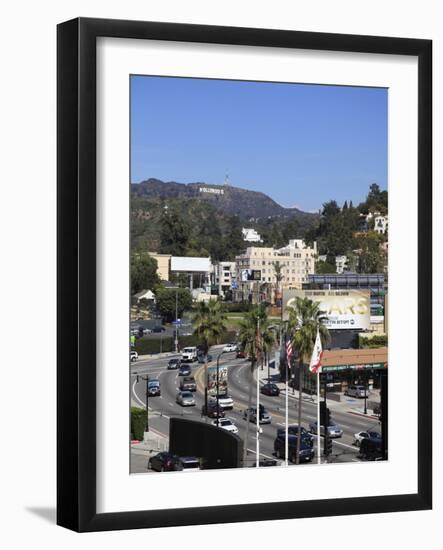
[296,357,303,465]
[243,358,255,467]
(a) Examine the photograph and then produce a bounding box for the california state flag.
[309,330,323,374]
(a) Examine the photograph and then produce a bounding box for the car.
[261,383,280,396]
[167,358,181,370]
[209,394,234,410]
[236,349,246,359]
[243,405,272,424]
[178,456,200,471]
[346,384,369,398]
[151,325,166,333]
[147,379,161,396]
[359,434,383,460]
[148,452,182,472]
[277,425,314,446]
[130,350,138,362]
[176,391,196,406]
[197,353,213,363]
[274,434,315,463]
[178,364,191,376]
[142,328,152,335]
[309,420,343,438]
[181,346,198,362]
[353,430,382,447]
[252,458,279,467]
[201,402,225,418]
[211,418,239,434]
[179,376,197,392]
[223,343,237,352]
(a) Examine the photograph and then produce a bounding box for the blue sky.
[131,76,387,212]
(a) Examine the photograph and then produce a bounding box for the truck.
[181,346,198,362]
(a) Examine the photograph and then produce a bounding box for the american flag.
[286,339,293,365]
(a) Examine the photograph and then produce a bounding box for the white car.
[223,343,237,352]
[130,350,138,362]
[209,394,234,410]
[211,418,239,434]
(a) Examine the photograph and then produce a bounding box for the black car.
[261,383,280,396]
[151,326,166,333]
[277,425,314,446]
[201,402,226,419]
[197,353,213,364]
[178,364,191,376]
[359,435,383,461]
[274,434,315,463]
[167,358,181,370]
[148,452,182,472]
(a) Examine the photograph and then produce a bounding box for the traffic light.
[325,407,331,427]
[320,402,331,427]
[324,436,333,456]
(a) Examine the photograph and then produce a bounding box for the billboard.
[207,365,228,396]
[240,269,261,282]
[171,256,210,272]
[283,289,371,330]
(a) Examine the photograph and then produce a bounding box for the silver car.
[347,384,369,398]
[309,420,343,438]
[176,391,196,407]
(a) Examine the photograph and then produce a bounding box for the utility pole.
[174,289,179,353]
[144,375,149,432]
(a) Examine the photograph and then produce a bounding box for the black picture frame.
[57,17,432,532]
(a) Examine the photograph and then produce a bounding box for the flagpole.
[285,365,289,467]
[317,370,321,464]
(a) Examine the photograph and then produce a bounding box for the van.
[347,384,369,398]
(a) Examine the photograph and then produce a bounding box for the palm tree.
[193,299,228,412]
[287,297,329,464]
[238,305,275,466]
[193,299,228,356]
[272,261,284,307]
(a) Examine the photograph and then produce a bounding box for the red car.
[236,350,246,359]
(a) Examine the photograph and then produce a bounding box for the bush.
[134,331,238,355]
[223,302,252,313]
[359,334,388,348]
[131,407,147,441]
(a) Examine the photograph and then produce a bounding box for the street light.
[215,350,227,426]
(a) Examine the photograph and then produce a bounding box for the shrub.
[359,334,388,348]
[131,407,147,441]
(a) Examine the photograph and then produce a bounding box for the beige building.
[148,252,171,281]
[235,239,317,301]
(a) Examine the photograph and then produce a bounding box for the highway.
[131,347,382,472]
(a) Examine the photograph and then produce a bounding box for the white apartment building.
[212,261,237,297]
[235,239,317,300]
[242,227,262,242]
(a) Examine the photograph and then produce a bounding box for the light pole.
[364,371,368,415]
[175,289,179,353]
[216,350,226,427]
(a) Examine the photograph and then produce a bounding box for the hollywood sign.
[199,187,224,195]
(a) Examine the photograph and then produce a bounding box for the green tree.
[316,260,336,274]
[155,286,192,322]
[159,207,190,255]
[357,232,385,273]
[222,216,245,260]
[272,261,284,306]
[238,305,276,466]
[130,253,160,295]
[192,299,228,355]
[287,297,329,464]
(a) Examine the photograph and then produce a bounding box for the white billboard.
[283,289,371,330]
[170,256,210,273]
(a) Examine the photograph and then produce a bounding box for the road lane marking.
[132,379,146,408]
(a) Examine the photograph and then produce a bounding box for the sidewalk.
[255,362,380,419]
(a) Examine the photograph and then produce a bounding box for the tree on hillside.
[155,286,192,323]
[222,216,245,260]
[130,253,160,295]
[159,207,190,255]
[356,232,386,273]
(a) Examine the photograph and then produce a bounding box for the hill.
[131,178,317,222]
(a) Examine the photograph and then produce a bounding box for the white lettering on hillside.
[199,187,224,195]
